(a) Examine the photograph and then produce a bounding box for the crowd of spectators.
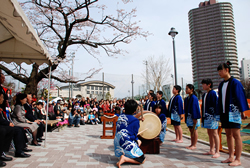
[49,97,127,127]
[0,72,47,167]
[0,70,150,167]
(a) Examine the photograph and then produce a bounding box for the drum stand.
[138,136,161,154]
[100,115,118,139]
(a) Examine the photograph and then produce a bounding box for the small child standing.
[201,79,220,158]
[184,84,201,150]
[169,85,184,143]
[154,104,167,144]
[156,91,168,116]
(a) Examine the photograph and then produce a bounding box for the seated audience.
[80,113,85,125]
[68,108,80,127]
[93,110,100,123]
[55,110,63,121]
[12,93,40,146]
[88,111,98,125]
[85,104,92,115]
[46,102,56,120]
[25,95,45,142]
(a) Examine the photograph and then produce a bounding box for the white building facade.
[58,80,115,100]
[240,58,250,82]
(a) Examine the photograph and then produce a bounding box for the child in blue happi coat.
[114,100,146,168]
[201,78,220,158]
[217,61,249,166]
[169,85,184,143]
[184,84,201,150]
[154,104,167,144]
[156,91,168,116]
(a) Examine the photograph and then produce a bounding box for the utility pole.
[143,60,149,92]
[139,86,140,99]
[142,84,145,96]
[71,53,75,98]
[102,72,104,100]
[69,70,71,99]
[181,77,184,99]
[131,74,134,99]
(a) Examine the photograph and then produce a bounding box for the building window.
[100,92,102,95]
[107,87,110,91]
[91,86,94,90]
[95,91,98,94]
[99,87,102,90]
[104,87,106,91]
[91,91,94,94]
[95,86,98,90]
[87,86,90,89]
[87,91,90,94]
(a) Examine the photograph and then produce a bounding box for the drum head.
[138,113,161,140]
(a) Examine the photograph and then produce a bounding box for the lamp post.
[131,74,134,99]
[168,27,178,85]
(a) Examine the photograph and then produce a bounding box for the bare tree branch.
[0,64,28,84]
[51,68,102,83]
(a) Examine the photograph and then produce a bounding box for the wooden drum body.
[135,111,162,154]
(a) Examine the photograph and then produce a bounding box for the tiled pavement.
[5,125,250,168]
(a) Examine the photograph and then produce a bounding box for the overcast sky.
[68,0,250,98]
[9,0,250,98]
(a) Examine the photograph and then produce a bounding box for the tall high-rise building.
[188,0,240,94]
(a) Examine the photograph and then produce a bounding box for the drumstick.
[137,128,148,135]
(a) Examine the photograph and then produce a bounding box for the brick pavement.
[4,125,250,168]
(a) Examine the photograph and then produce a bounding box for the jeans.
[68,116,80,126]
[90,119,97,124]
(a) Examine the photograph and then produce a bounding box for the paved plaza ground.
[4,125,250,168]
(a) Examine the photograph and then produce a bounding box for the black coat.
[24,103,37,122]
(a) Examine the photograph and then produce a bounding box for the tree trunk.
[24,64,39,96]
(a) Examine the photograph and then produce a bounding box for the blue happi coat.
[201,90,219,129]
[218,77,249,124]
[184,94,201,127]
[151,101,157,112]
[158,113,167,143]
[157,99,168,116]
[144,99,150,111]
[169,94,184,122]
[114,114,144,159]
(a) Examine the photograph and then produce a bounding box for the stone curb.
[167,128,250,157]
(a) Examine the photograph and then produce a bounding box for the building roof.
[60,80,115,89]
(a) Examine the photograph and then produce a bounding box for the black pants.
[13,126,27,153]
[37,123,44,139]
[0,126,14,154]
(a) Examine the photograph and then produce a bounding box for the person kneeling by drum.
[154,104,167,144]
[114,100,146,168]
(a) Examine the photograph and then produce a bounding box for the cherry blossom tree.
[0,0,149,95]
